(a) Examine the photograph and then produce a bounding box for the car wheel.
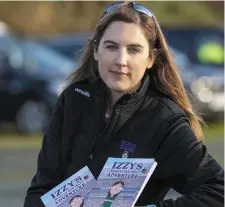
[16,101,49,134]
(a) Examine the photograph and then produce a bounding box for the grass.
[0,134,42,149]
[203,122,224,143]
[0,122,223,149]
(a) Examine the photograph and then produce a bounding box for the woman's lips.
[110,71,128,75]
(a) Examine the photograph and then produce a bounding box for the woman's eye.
[128,47,139,53]
[106,45,118,50]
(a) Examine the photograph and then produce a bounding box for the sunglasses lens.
[102,2,124,16]
[133,4,154,17]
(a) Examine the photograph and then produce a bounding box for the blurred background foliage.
[0,1,223,36]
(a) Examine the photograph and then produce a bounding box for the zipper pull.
[122,151,129,158]
[89,154,94,160]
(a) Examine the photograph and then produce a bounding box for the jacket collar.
[95,73,150,109]
[114,73,149,106]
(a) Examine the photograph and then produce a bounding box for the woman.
[69,195,84,207]
[101,181,124,207]
[24,2,224,207]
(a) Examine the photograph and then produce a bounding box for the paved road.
[0,140,223,207]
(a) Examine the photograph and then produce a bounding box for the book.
[84,157,157,207]
[40,166,96,207]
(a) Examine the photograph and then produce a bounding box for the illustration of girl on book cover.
[101,181,124,207]
[69,195,84,207]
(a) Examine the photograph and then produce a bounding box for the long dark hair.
[65,2,204,140]
[107,181,125,199]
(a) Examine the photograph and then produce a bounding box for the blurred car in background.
[0,34,75,134]
[165,27,224,121]
[163,26,224,67]
[43,33,91,60]
[171,47,224,121]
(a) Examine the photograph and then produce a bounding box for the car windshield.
[20,42,76,76]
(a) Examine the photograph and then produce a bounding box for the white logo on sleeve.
[74,88,90,97]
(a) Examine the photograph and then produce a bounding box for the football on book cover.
[41,166,96,207]
[84,157,157,207]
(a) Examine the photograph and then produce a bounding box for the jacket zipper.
[97,107,114,139]
[89,92,125,161]
[89,106,117,160]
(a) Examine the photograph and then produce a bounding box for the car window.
[50,45,84,59]
[20,42,75,76]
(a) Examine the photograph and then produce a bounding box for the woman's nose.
[114,49,128,67]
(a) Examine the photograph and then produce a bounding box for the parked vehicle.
[0,34,75,134]
[43,33,91,59]
[162,27,224,67]
[171,47,224,121]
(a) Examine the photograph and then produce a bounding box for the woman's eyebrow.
[128,44,144,48]
[103,40,144,48]
[103,40,119,45]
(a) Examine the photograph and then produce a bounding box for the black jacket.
[24,75,224,207]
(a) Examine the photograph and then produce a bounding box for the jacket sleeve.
[23,93,65,207]
[154,116,224,207]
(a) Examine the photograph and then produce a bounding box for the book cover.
[84,157,157,207]
[41,166,96,207]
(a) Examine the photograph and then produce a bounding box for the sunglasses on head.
[101,1,157,32]
[101,1,155,17]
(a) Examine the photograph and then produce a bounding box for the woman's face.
[109,183,124,195]
[70,196,83,207]
[94,21,154,93]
